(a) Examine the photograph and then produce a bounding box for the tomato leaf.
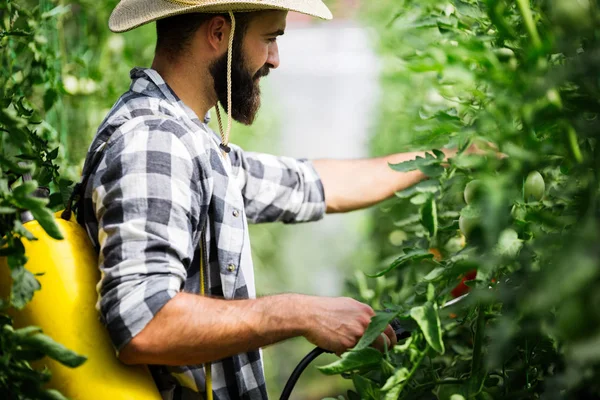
[19,333,87,368]
[352,374,381,400]
[366,250,434,278]
[410,302,445,354]
[29,205,63,240]
[395,180,440,198]
[421,196,438,237]
[389,152,444,177]
[317,348,382,375]
[10,267,41,309]
[381,367,409,393]
[354,310,400,351]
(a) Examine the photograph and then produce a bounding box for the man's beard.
[209,47,270,125]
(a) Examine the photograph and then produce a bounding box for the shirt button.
[227,263,236,272]
[232,209,240,218]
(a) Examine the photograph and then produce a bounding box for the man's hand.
[299,297,397,356]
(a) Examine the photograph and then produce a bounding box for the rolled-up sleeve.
[229,144,326,224]
[92,119,200,353]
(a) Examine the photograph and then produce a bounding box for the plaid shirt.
[79,68,326,399]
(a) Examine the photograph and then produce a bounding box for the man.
[79,0,448,398]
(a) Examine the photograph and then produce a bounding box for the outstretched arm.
[313,151,446,213]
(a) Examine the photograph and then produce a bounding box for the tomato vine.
[324,0,600,398]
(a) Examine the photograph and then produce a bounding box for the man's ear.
[205,15,230,52]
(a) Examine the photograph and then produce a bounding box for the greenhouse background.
[2,0,600,399]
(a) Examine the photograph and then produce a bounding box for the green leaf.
[39,389,70,400]
[14,348,46,362]
[58,179,74,208]
[317,348,382,375]
[0,29,32,37]
[20,333,87,368]
[436,384,468,400]
[410,302,445,354]
[13,325,43,340]
[13,193,48,211]
[421,196,438,237]
[395,179,440,198]
[381,367,409,391]
[12,181,38,200]
[424,267,445,281]
[29,205,63,240]
[10,267,41,309]
[389,152,443,176]
[394,335,413,353]
[493,229,522,257]
[354,310,400,351]
[410,193,430,205]
[0,155,34,175]
[352,375,381,400]
[366,250,434,278]
[41,5,71,19]
[13,220,36,241]
[426,283,436,302]
[47,147,59,160]
[43,89,58,111]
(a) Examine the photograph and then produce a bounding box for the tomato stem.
[469,305,487,394]
[516,0,542,50]
[397,345,428,395]
[567,125,584,164]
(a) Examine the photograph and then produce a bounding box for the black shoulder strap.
[61,143,107,224]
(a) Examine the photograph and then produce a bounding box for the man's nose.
[267,42,280,69]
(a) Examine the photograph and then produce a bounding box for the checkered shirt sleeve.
[92,118,203,352]
[228,144,326,224]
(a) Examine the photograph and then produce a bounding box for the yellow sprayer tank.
[0,212,161,399]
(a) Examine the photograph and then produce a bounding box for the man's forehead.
[249,10,288,32]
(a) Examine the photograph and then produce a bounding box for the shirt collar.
[129,67,212,124]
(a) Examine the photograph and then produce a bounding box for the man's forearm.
[313,152,430,213]
[119,293,305,366]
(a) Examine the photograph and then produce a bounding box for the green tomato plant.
[321,0,600,399]
[1,1,86,398]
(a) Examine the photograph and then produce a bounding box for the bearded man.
[79,1,452,399]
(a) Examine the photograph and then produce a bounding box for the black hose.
[279,347,330,400]
[279,317,412,400]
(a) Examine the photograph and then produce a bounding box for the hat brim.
[109,0,333,32]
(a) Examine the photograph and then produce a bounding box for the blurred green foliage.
[329,0,600,399]
[1,1,95,397]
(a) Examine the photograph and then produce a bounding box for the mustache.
[254,65,271,80]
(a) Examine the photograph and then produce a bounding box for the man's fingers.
[370,332,392,353]
[384,324,397,347]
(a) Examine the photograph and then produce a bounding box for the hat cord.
[215,10,235,156]
[205,10,235,400]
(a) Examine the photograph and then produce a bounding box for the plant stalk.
[567,125,583,164]
[397,347,427,396]
[469,305,486,395]
[516,0,542,50]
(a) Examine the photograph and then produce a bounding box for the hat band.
[164,0,205,6]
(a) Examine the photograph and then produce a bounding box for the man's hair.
[156,12,255,61]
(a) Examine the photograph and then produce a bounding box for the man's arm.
[119,293,396,365]
[313,151,434,213]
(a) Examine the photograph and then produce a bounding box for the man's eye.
[267,38,277,43]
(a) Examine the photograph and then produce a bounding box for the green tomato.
[463,180,481,205]
[459,214,478,238]
[524,171,545,202]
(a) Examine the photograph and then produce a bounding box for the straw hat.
[109,0,333,32]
